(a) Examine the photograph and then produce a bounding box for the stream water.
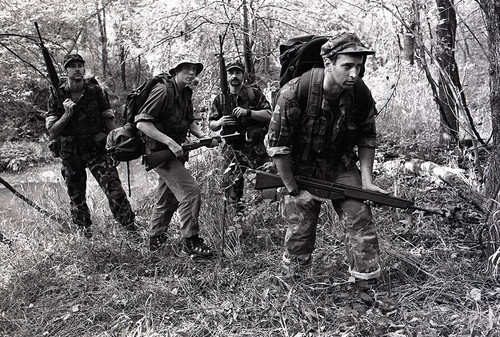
[0,159,154,224]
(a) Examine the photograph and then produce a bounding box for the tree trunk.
[478,0,500,265]
[95,0,108,80]
[242,0,255,83]
[404,1,418,65]
[120,45,127,90]
[435,0,459,144]
[404,159,487,214]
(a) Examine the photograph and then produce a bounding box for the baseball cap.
[320,32,375,59]
[169,59,204,76]
[63,53,85,68]
[226,61,244,72]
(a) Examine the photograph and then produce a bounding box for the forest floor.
[0,138,499,337]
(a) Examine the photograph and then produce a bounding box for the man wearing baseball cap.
[46,53,137,239]
[266,32,386,281]
[135,58,216,256]
[209,60,272,212]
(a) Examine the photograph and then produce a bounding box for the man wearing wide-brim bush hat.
[135,55,216,257]
[168,59,204,76]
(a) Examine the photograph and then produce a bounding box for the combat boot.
[281,251,312,278]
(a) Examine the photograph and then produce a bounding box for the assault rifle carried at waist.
[254,170,446,216]
[145,132,241,171]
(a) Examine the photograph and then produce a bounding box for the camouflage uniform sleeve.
[45,92,63,130]
[97,87,114,120]
[266,79,301,157]
[134,83,167,124]
[355,92,377,149]
[252,86,272,111]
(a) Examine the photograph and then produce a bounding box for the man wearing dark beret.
[46,54,137,238]
[267,32,386,281]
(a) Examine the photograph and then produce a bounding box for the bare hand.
[63,98,76,116]
[219,116,237,126]
[168,142,184,158]
[291,190,327,209]
[232,107,249,118]
[362,182,390,194]
[208,139,219,147]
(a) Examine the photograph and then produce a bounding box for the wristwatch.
[246,108,252,117]
[288,188,300,196]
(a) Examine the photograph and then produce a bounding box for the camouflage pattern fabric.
[280,163,380,279]
[61,153,135,229]
[211,85,272,205]
[221,142,269,204]
[47,80,135,230]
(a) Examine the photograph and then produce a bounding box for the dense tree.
[476,0,500,270]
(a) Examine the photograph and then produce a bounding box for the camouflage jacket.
[267,70,377,178]
[210,84,271,145]
[46,79,112,160]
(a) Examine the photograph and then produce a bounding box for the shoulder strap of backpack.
[298,67,324,116]
[161,75,175,109]
[244,85,256,104]
[297,68,324,161]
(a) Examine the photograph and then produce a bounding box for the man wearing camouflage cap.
[209,61,272,212]
[46,54,137,238]
[266,32,386,281]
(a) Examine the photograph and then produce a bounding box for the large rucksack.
[106,73,171,195]
[106,73,171,162]
[277,34,371,115]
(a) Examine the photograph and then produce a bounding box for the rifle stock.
[254,170,414,210]
[144,133,241,171]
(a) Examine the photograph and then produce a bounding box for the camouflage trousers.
[61,153,135,229]
[280,166,381,280]
[222,143,269,204]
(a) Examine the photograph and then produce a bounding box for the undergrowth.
[1,139,499,336]
[0,66,498,336]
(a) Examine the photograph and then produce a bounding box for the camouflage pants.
[281,165,380,279]
[222,143,269,204]
[61,153,135,228]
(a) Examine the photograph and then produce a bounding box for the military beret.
[320,32,375,59]
[63,53,85,68]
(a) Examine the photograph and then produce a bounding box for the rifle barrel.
[254,171,413,209]
[296,175,413,209]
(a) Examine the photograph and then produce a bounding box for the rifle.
[34,22,63,105]
[216,34,238,136]
[254,170,447,216]
[34,22,65,156]
[144,132,242,171]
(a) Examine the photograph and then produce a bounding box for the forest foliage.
[2,1,500,336]
[0,0,490,140]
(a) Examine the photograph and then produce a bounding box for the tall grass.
[1,69,499,335]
